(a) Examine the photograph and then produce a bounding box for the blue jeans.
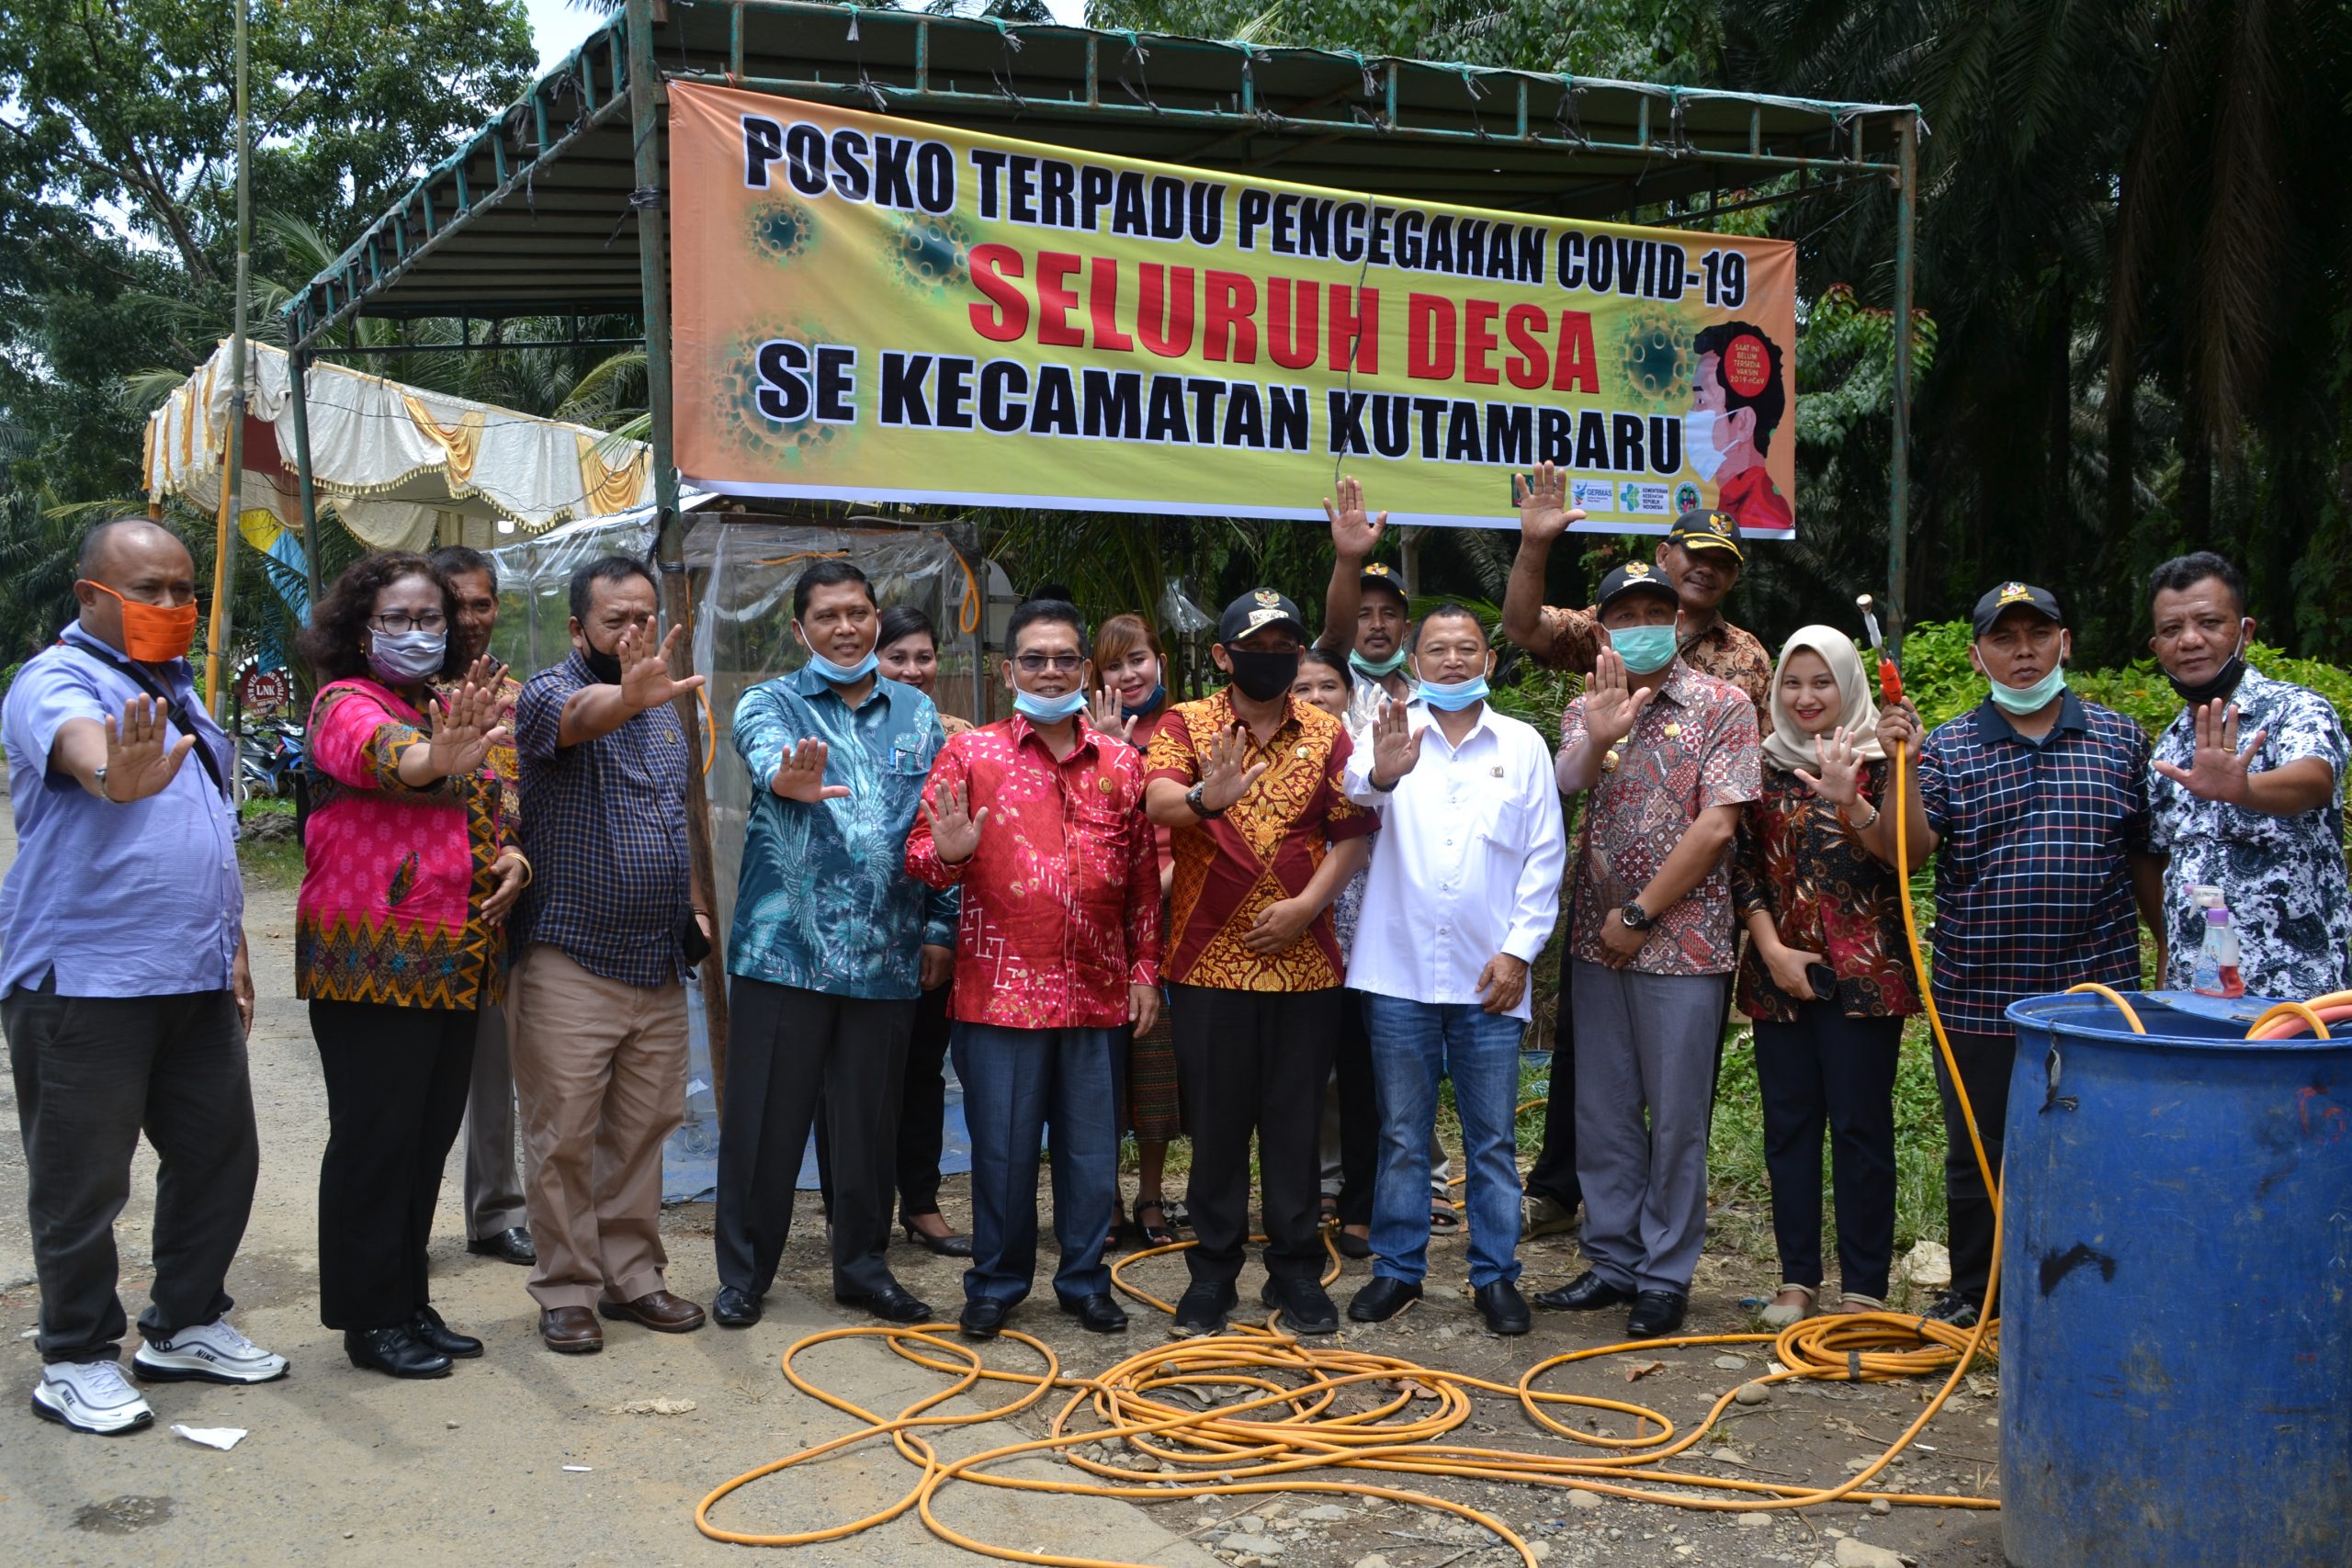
[951,1021,1122,1307]
[1363,996,1525,1289]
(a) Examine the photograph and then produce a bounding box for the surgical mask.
[1350,647,1408,680]
[1416,673,1489,712]
[1013,687,1090,723]
[801,642,879,684]
[368,626,447,685]
[1984,660,2068,716]
[1224,649,1301,703]
[1609,623,1678,675]
[79,580,198,663]
[1683,410,1727,482]
[2165,625,2249,705]
[1122,682,1166,720]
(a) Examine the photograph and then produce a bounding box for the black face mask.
[1224,648,1301,702]
[2165,629,2247,706]
[582,635,624,685]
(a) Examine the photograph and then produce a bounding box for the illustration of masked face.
[1683,408,1727,481]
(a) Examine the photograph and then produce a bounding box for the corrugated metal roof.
[284,0,1915,348]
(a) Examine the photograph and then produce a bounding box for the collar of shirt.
[1649,659,1702,710]
[60,622,202,705]
[1203,686,1311,748]
[1973,687,2089,747]
[1406,701,1499,754]
[1007,710,1108,764]
[785,660,898,713]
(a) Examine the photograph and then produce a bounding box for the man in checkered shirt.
[1877,581,2166,1330]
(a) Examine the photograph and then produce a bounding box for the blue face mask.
[800,637,878,685]
[1350,647,1408,680]
[1609,623,1678,675]
[1985,660,2068,716]
[1123,683,1165,720]
[1416,673,1490,712]
[1014,687,1090,723]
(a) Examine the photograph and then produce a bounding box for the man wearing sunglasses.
[907,599,1160,1340]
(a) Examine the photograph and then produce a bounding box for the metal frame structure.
[279,0,1923,630]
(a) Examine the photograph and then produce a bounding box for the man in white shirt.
[1342,606,1566,1335]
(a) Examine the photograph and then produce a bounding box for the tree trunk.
[2043,282,2074,585]
[2179,388,2213,546]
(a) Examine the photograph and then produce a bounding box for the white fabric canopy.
[143,340,660,551]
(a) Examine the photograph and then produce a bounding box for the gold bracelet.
[502,852,532,887]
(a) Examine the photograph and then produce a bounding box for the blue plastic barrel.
[2001,991,2352,1567]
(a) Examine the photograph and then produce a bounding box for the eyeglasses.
[1013,652,1085,673]
[369,611,447,635]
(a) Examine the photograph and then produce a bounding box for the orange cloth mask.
[79,580,199,663]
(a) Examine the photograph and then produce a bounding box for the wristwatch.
[1619,899,1656,932]
[92,765,119,803]
[1184,781,1227,819]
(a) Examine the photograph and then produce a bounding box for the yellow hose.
[695,739,2005,1557]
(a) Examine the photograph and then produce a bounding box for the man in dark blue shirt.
[511,555,710,1355]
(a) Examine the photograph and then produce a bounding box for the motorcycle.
[237,720,305,803]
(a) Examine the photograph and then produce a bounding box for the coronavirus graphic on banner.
[670,84,1799,536]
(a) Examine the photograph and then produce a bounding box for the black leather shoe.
[1259,1277,1340,1337]
[713,1287,763,1328]
[1626,1290,1689,1338]
[903,1219,975,1258]
[1347,1277,1423,1322]
[410,1304,483,1359]
[959,1298,1011,1339]
[1058,1293,1129,1334]
[466,1227,536,1265]
[1170,1280,1236,1337]
[1534,1270,1638,1312]
[1476,1280,1532,1337]
[837,1283,933,1324]
[345,1325,452,1380]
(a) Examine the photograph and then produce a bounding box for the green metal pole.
[288,348,325,617]
[625,0,730,1092]
[1887,113,1917,656]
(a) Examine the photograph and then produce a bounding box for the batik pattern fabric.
[2150,666,2352,998]
[296,678,510,1010]
[1733,761,1920,1022]
[906,715,1161,1029]
[1560,660,1761,976]
[1143,689,1376,991]
[728,666,957,1001]
[1530,604,1773,734]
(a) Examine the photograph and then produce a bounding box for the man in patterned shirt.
[1498,464,1773,1247]
[714,560,957,1329]
[907,599,1161,1341]
[511,556,710,1353]
[1878,581,2165,1328]
[1535,562,1760,1338]
[1145,589,1376,1338]
[2143,552,2350,999]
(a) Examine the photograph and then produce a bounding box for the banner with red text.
[671,83,1798,535]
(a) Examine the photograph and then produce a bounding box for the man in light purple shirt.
[0,518,287,1437]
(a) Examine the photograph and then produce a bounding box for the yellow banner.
[672,83,1799,536]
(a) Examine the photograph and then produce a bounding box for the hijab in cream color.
[1760,625,1887,775]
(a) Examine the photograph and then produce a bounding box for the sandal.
[1835,1292,1887,1314]
[1160,1195,1191,1234]
[1429,1201,1464,1233]
[1336,1226,1373,1259]
[1133,1197,1176,1247]
[1759,1283,1817,1329]
[1319,1196,1340,1225]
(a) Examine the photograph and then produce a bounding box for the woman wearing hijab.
[1731,626,1918,1327]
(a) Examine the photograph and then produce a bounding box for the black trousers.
[815,979,950,1224]
[1752,1006,1903,1299]
[1169,983,1341,1287]
[310,1000,477,1330]
[1331,990,1377,1228]
[3,978,258,1363]
[1522,942,1582,1212]
[716,976,914,1299]
[1935,1029,2013,1311]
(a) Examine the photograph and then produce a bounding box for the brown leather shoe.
[539,1305,604,1354]
[596,1290,707,1334]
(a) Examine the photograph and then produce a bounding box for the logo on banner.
[1571,479,1617,513]
[1620,482,1671,515]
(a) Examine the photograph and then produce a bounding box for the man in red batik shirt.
[907,598,1161,1342]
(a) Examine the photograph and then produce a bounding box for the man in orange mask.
[0,517,285,1437]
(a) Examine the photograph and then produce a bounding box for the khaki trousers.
[510,946,688,1311]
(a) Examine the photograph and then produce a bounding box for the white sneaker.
[132,1317,289,1385]
[31,1360,154,1435]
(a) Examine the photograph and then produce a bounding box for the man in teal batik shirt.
[712,560,957,1329]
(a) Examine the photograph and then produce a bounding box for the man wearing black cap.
[1145,589,1377,1338]
[1499,465,1774,1247]
[1534,562,1760,1337]
[1875,581,2165,1328]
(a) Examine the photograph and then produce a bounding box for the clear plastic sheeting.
[686,520,982,946]
[480,507,664,676]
